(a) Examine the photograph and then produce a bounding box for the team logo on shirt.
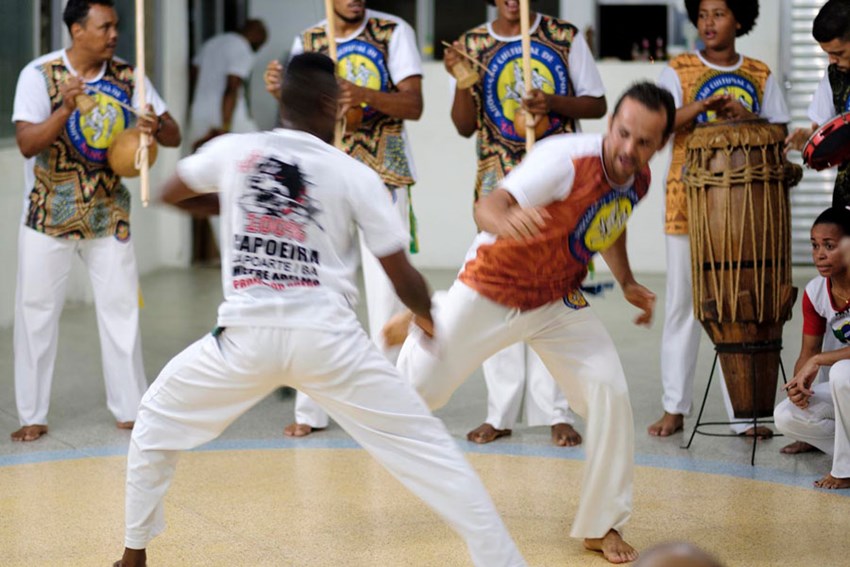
[562,289,588,310]
[66,81,132,164]
[832,314,850,343]
[483,41,569,142]
[569,189,639,263]
[240,157,323,240]
[694,72,760,123]
[338,40,389,119]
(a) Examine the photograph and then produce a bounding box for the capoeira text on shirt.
[231,233,321,290]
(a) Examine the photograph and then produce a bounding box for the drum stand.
[681,342,787,466]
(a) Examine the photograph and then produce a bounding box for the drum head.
[803,113,850,170]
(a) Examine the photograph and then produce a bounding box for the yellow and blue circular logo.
[569,189,639,263]
[66,80,131,164]
[694,73,760,123]
[832,316,850,344]
[338,40,389,119]
[483,40,569,142]
[562,289,588,310]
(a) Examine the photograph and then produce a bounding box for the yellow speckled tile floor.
[1,267,848,566]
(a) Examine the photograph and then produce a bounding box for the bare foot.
[814,473,850,489]
[113,547,146,567]
[382,311,413,347]
[284,423,322,437]
[551,423,582,447]
[740,426,773,439]
[781,441,820,454]
[466,423,511,444]
[10,425,48,442]
[647,412,683,437]
[116,421,135,430]
[584,529,638,564]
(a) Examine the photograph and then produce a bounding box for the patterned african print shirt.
[292,10,421,188]
[658,52,789,235]
[456,14,604,201]
[12,49,167,240]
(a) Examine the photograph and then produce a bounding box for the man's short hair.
[63,0,115,33]
[684,0,759,37]
[613,82,676,140]
[280,53,339,118]
[814,0,850,43]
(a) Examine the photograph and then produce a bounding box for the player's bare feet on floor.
[781,440,820,454]
[740,426,773,439]
[814,473,850,489]
[584,529,638,564]
[284,423,322,437]
[116,421,135,430]
[466,423,511,444]
[10,424,48,442]
[647,412,683,437]
[113,547,146,567]
[551,423,582,446]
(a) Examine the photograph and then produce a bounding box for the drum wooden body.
[684,120,797,418]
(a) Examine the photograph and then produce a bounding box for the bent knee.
[773,399,796,434]
[830,361,850,391]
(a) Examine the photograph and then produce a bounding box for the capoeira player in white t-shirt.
[265,1,424,438]
[113,53,526,567]
[775,207,850,490]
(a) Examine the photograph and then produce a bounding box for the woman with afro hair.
[649,0,790,438]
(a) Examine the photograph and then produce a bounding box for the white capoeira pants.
[661,233,753,434]
[398,282,634,539]
[14,226,147,426]
[482,343,574,429]
[124,325,525,567]
[294,187,410,428]
[774,360,850,479]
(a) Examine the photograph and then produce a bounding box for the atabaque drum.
[684,119,799,418]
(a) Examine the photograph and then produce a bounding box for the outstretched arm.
[160,172,219,217]
[599,229,656,326]
[378,250,433,332]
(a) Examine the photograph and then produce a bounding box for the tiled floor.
[1,265,846,566]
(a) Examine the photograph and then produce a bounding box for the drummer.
[784,0,850,207]
[649,0,790,438]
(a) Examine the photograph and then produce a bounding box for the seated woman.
[775,206,850,489]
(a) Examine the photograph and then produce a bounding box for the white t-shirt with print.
[189,32,258,144]
[808,71,848,125]
[177,128,409,330]
[12,49,167,209]
[290,9,422,181]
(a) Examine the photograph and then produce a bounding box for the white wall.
[0,1,786,327]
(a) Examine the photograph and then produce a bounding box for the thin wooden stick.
[84,85,144,117]
[519,0,535,151]
[135,0,150,207]
[324,0,344,147]
[440,41,493,75]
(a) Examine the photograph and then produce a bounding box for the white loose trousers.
[14,226,147,425]
[125,324,525,567]
[774,360,850,478]
[398,282,634,538]
[294,187,410,427]
[482,343,574,429]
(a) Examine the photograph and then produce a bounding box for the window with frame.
[1,1,38,141]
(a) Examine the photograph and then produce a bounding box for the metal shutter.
[782,0,834,264]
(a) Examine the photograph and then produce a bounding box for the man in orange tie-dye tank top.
[397,83,675,564]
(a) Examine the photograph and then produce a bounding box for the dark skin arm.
[221,74,242,130]
[189,64,198,105]
[16,77,84,158]
[378,251,433,329]
[443,41,477,137]
[522,90,606,120]
[160,171,220,217]
[339,75,423,121]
